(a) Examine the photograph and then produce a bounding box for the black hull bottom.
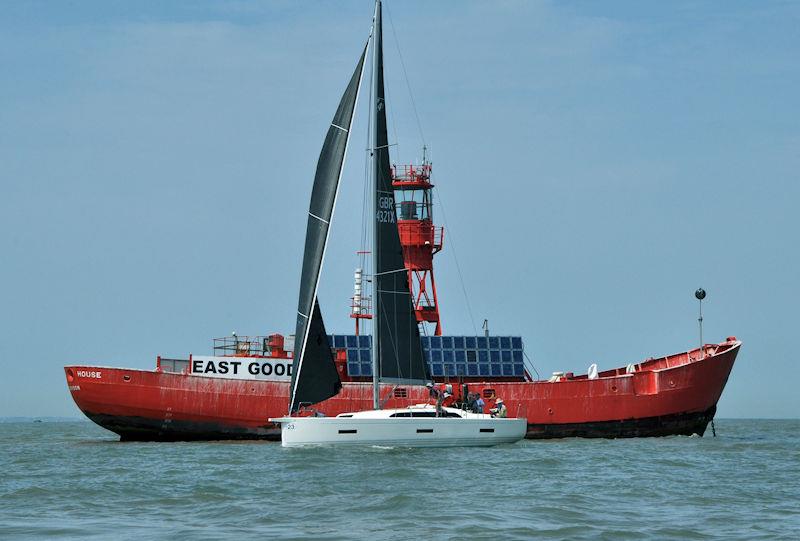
[525,406,717,439]
[86,412,281,442]
[87,406,717,442]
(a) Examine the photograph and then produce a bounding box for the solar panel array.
[327,335,525,378]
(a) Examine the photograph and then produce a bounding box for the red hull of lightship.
[65,338,739,441]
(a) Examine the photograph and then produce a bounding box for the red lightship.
[65,158,739,441]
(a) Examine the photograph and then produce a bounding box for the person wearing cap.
[426,382,440,400]
[490,398,507,418]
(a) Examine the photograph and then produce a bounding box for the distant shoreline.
[0,416,89,423]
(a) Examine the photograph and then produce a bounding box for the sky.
[1,0,798,419]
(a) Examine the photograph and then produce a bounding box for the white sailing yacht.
[270,1,527,448]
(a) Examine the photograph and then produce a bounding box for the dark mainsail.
[289,45,368,412]
[371,2,429,385]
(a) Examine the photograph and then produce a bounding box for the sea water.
[1,419,798,540]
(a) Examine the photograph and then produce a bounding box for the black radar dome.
[695,288,706,300]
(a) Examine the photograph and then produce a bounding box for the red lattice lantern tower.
[391,153,444,336]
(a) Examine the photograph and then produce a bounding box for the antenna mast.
[695,288,706,359]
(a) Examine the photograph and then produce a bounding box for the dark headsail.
[289,45,368,413]
[371,2,429,385]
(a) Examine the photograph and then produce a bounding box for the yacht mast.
[371,0,381,410]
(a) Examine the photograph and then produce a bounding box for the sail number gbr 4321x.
[376,195,395,223]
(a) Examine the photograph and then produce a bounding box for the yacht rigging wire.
[360,0,480,346]
[385,1,426,147]
[386,2,480,337]
[433,185,479,336]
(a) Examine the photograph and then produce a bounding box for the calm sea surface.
[1,419,798,540]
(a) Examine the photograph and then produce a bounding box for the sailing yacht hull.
[270,415,527,448]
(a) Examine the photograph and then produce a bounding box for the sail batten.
[289,44,368,413]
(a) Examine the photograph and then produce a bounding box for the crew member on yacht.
[436,391,449,417]
[491,398,507,418]
[474,394,485,413]
[442,391,454,408]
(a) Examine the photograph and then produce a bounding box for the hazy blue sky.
[1,1,798,419]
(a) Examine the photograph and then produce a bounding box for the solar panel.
[328,334,526,378]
